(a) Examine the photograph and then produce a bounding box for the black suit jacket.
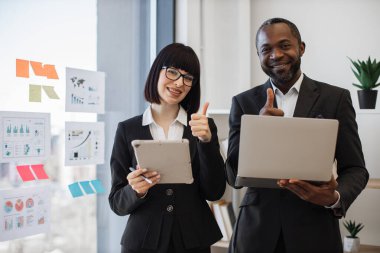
[109,115,225,252]
[225,75,369,253]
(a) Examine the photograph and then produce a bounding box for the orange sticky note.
[45,64,59,79]
[16,59,29,78]
[16,165,35,181]
[31,164,49,180]
[30,61,46,76]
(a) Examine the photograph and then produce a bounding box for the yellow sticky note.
[29,84,41,102]
[42,85,60,99]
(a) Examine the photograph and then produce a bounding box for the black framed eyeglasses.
[162,66,194,87]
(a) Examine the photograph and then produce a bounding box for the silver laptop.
[236,115,339,188]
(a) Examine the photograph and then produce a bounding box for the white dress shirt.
[142,105,187,140]
[270,73,303,117]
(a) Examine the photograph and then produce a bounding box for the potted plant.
[343,220,364,253]
[349,56,380,109]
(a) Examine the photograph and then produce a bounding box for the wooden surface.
[366,179,380,189]
[212,242,380,252]
[360,244,380,253]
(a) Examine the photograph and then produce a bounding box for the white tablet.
[131,139,193,184]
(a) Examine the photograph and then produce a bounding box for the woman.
[109,43,226,253]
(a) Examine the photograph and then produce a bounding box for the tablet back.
[132,139,193,184]
[236,115,339,188]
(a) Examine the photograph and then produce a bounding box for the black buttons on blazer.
[166,188,174,196]
[165,189,174,213]
[167,205,174,212]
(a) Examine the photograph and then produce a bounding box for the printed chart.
[65,67,105,113]
[65,122,104,165]
[0,112,50,163]
[0,186,51,241]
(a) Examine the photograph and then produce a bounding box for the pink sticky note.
[16,165,35,181]
[31,164,49,180]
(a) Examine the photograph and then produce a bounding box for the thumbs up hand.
[259,88,285,116]
[189,102,212,142]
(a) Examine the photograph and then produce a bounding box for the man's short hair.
[255,17,302,48]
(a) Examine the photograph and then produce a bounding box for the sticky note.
[31,164,49,180]
[42,85,60,99]
[44,64,59,79]
[79,181,95,194]
[90,179,105,194]
[68,182,84,198]
[16,165,35,181]
[30,61,46,77]
[29,84,41,102]
[16,59,29,78]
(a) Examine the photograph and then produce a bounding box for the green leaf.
[351,67,361,82]
[349,57,361,73]
[349,57,380,89]
[352,83,364,89]
[343,220,364,238]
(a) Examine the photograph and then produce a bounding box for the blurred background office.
[0,0,379,252]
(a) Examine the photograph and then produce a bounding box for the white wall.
[177,0,380,246]
[176,0,251,110]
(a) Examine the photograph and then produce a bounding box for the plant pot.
[343,237,360,253]
[357,90,378,109]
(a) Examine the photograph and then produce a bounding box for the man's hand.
[190,102,212,142]
[259,88,284,116]
[278,176,339,206]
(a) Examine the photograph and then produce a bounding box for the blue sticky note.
[79,181,95,194]
[90,179,105,194]
[68,182,84,198]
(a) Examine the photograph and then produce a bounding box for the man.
[225,18,369,253]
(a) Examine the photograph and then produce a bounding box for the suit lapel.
[293,75,320,118]
[138,116,154,139]
[141,125,153,139]
[182,122,197,161]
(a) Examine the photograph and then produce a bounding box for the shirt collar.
[142,105,188,126]
[270,72,304,95]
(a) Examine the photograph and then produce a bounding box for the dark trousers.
[274,230,286,253]
[121,242,210,253]
[121,218,211,253]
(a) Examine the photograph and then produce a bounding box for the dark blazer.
[109,115,226,252]
[225,75,369,253]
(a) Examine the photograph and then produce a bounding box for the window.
[0,1,97,252]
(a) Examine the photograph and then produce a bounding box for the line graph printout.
[0,112,50,163]
[65,122,104,165]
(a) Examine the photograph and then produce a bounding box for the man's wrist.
[325,190,341,209]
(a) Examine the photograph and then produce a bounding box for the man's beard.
[263,58,301,85]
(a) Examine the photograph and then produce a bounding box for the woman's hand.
[189,102,212,142]
[127,166,160,197]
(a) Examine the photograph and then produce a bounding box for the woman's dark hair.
[144,43,201,115]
